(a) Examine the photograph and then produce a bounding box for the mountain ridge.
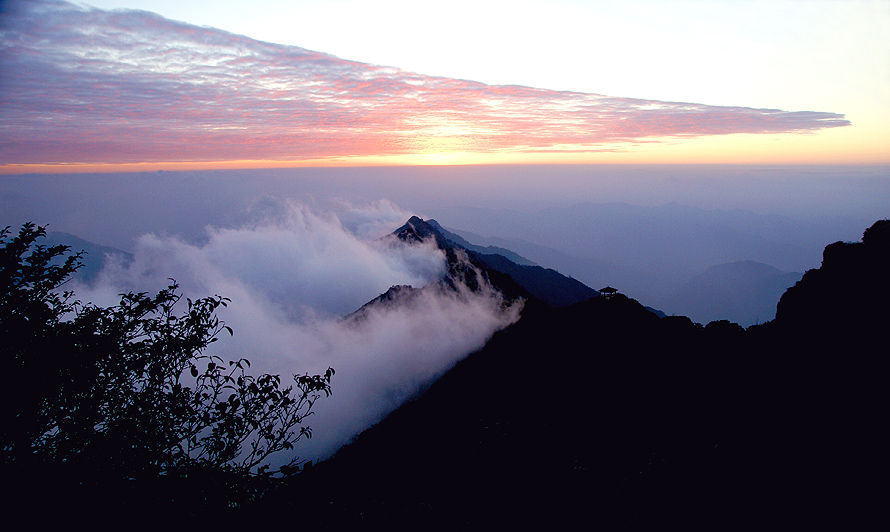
[254,219,889,530]
[389,215,599,309]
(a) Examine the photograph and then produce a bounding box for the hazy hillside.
[658,260,803,326]
[444,201,867,310]
[44,231,132,285]
[451,226,655,299]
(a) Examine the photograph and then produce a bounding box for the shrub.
[0,223,332,511]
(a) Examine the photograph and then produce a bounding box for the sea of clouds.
[70,199,522,463]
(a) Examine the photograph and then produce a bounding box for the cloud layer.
[0,0,850,165]
[71,200,521,462]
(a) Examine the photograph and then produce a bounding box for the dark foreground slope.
[256,296,749,530]
[251,220,888,530]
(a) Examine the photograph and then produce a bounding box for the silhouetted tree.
[0,223,333,514]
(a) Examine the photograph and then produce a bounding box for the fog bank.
[69,201,521,463]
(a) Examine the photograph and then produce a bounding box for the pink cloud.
[0,0,850,165]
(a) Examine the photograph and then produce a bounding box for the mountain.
[257,293,738,529]
[440,202,869,303]
[252,219,889,530]
[389,216,599,309]
[450,226,655,303]
[425,220,537,266]
[345,284,423,323]
[17,217,885,527]
[659,260,803,326]
[44,231,132,285]
[771,219,889,337]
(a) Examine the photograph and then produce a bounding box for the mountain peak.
[388,216,599,309]
[392,216,452,250]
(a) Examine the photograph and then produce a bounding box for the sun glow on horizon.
[0,1,886,173]
[0,1,869,173]
[3,126,886,176]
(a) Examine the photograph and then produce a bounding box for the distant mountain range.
[48,210,821,328]
[658,260,803,326]
[424,219,537,266]
[439,202,868,304]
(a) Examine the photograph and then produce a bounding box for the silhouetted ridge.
[259,292,743,529]
[424,219,537,266]
[740,219,889,528]
[390,216,598,308]
[472,252,599,307]
[256,220,890,530]
[774,218,889,335]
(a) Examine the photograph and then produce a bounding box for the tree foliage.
[0,223,333,510]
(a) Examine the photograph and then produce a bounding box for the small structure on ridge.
[599,286,618,300]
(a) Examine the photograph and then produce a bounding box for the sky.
[1,0,888,172]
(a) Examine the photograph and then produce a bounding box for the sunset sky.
[1,0,888,173]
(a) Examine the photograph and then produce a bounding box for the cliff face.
[775,219,889,336]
